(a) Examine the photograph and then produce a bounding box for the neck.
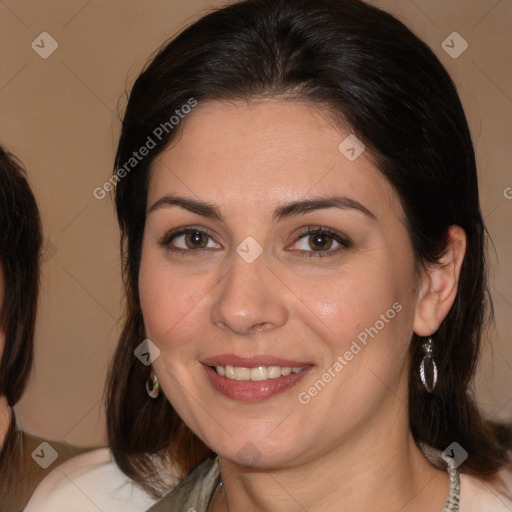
[216,437,448,512]
[0,395,11,450]
[212,377,450,512]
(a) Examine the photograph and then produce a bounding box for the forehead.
[148,99,401,220]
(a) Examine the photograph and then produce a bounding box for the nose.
[210,253,289,335]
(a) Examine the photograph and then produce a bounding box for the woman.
[0,146,88,511]
[26,0,512,510]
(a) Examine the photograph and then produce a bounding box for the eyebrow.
[273,196,376,222]
[147,194,376,222]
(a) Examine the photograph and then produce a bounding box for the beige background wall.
[0,0,510,447]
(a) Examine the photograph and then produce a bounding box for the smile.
[213,364,306,381]
[202,357,313,402]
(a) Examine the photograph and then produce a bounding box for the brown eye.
[184,230,209,249]
[308,233,334,251]
[160,227,221,253]
[290,227,351,258]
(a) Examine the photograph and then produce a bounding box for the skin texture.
[139,99,466,512]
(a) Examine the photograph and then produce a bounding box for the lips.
[201,354,313,402]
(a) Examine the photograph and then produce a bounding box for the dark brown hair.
[107,0,511,498]
[0,145,43,496]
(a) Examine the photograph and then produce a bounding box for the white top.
[23,448,163,512]
[24,448,512,511]
[460,471,512,511]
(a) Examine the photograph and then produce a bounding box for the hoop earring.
[420,337,438,393]
[146,369,160,399]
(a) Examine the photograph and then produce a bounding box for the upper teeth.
[215,365,305,381]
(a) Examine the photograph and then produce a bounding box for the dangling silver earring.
[146,369,160,399]
[420,337,438,392]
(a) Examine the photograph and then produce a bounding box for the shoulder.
[460,467,512,512]
[24,448,160,512]
[420,443,512,511]
[14,431,92,510]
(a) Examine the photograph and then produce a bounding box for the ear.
[413,225,467,337]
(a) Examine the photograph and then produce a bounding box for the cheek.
[140,264,186,341]
[138,248,215,352]
[292,261,416,380]
[285,261,402,339]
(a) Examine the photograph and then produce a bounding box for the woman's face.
[139,99,426,467]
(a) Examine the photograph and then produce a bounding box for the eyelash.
[159,226,351,258]
[291,227,351,258]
